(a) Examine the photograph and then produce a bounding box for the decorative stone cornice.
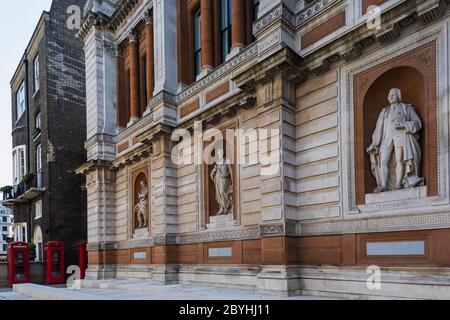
[300,212,450,236]
[113,144,152,170]
[259,221,298,237]
[177,43,258,104]
[136,123,174,146]
[78,11,111,40]
[109,0,141,29]
[417,0,447,25]
[75,159,113,175]
[177,228,260,244]
[253,0,341,36]
[85,133,115,150]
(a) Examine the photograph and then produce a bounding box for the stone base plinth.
[86,264,450,299]
[206,214,236,229]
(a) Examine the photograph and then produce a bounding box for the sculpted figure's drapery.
[210,149,233,216]
[367,88,424,193]
[135,180,149,228]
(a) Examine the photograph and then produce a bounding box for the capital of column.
[115,46,123,58]
[128,29,138,43]
[144,10,153,25]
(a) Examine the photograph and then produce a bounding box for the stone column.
[145,11,155,109]
[128,30,140,124]
[153,0,178,94]
[116,48,126,128]
[201,0,214,72]
[231,0,247,50]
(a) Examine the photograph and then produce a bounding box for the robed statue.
[210,149,233,215]
[367,88,423,192]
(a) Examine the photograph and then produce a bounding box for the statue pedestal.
[365,186,427,204]
[207,214,236,229]
[133,228,150,239]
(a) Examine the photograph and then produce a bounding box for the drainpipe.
[23,51,30,175]
[23,51,32,243]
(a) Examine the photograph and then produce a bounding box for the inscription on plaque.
[366,241,425,256]
[208,247,233,258]
[133,252,147,260]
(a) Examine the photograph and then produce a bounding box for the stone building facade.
[78,0,450,298]
[6,0,87,265]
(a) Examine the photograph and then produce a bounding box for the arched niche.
[354,41,438,204]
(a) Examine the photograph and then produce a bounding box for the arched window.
[33,226,43,262]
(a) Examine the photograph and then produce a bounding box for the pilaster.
[83,25,117,161]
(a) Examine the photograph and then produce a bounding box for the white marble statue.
[210,149,233,216]
[135,180,149,228]
[367,88,423,192]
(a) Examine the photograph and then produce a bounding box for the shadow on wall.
[0,263,45,288]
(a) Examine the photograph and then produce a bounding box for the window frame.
[220,0,232,63]
[36,143,42,173]
[12,145,27,185]
[193,7,202,77]
[35,113,41,130]
[35,200,42,220]
[16,81,26,121]
[34,55,40,93]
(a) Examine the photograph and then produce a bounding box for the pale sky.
[0,0,52,187]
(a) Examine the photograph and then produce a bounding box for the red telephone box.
[76,241,87,280]
[44,241,65,284]
[7,242,30,287]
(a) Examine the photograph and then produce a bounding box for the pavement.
[0,288,34,300]
[4,281,335,300]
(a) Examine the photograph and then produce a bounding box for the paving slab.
[12,281,335,300]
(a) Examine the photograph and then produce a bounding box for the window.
[35,200,42,220]
[16,81,26,120]
[36,144,42,173]
[193,7,202,77]
[2,245,6,252]
[14,224,27,243]
[35,113,41,130]
[2,227,7,232]
[12,146,26,185]
[220,0,232,62]
[141,56,147,112]
[2,235,6,241]
[253,0,260,22]
[34,55,40,93]
[2,217,6,223]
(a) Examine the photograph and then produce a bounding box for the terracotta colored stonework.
[180,98,200,118]
[301,11,346,48]
[205,81,230,104]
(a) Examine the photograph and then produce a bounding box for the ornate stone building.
[77,0,450,298]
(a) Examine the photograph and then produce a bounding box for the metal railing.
[2,172,45,201]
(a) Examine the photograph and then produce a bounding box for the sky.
[0,0,52,187]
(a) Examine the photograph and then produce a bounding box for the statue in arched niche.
[367,88,424,192]
[135,180,149,228]
[210,149,233,215]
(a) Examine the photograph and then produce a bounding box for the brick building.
[5,0,87,265]
[77,0,450,299]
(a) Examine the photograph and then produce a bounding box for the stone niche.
[203,127,239,229]
[354,41,438,205]
[131,166,151,238]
